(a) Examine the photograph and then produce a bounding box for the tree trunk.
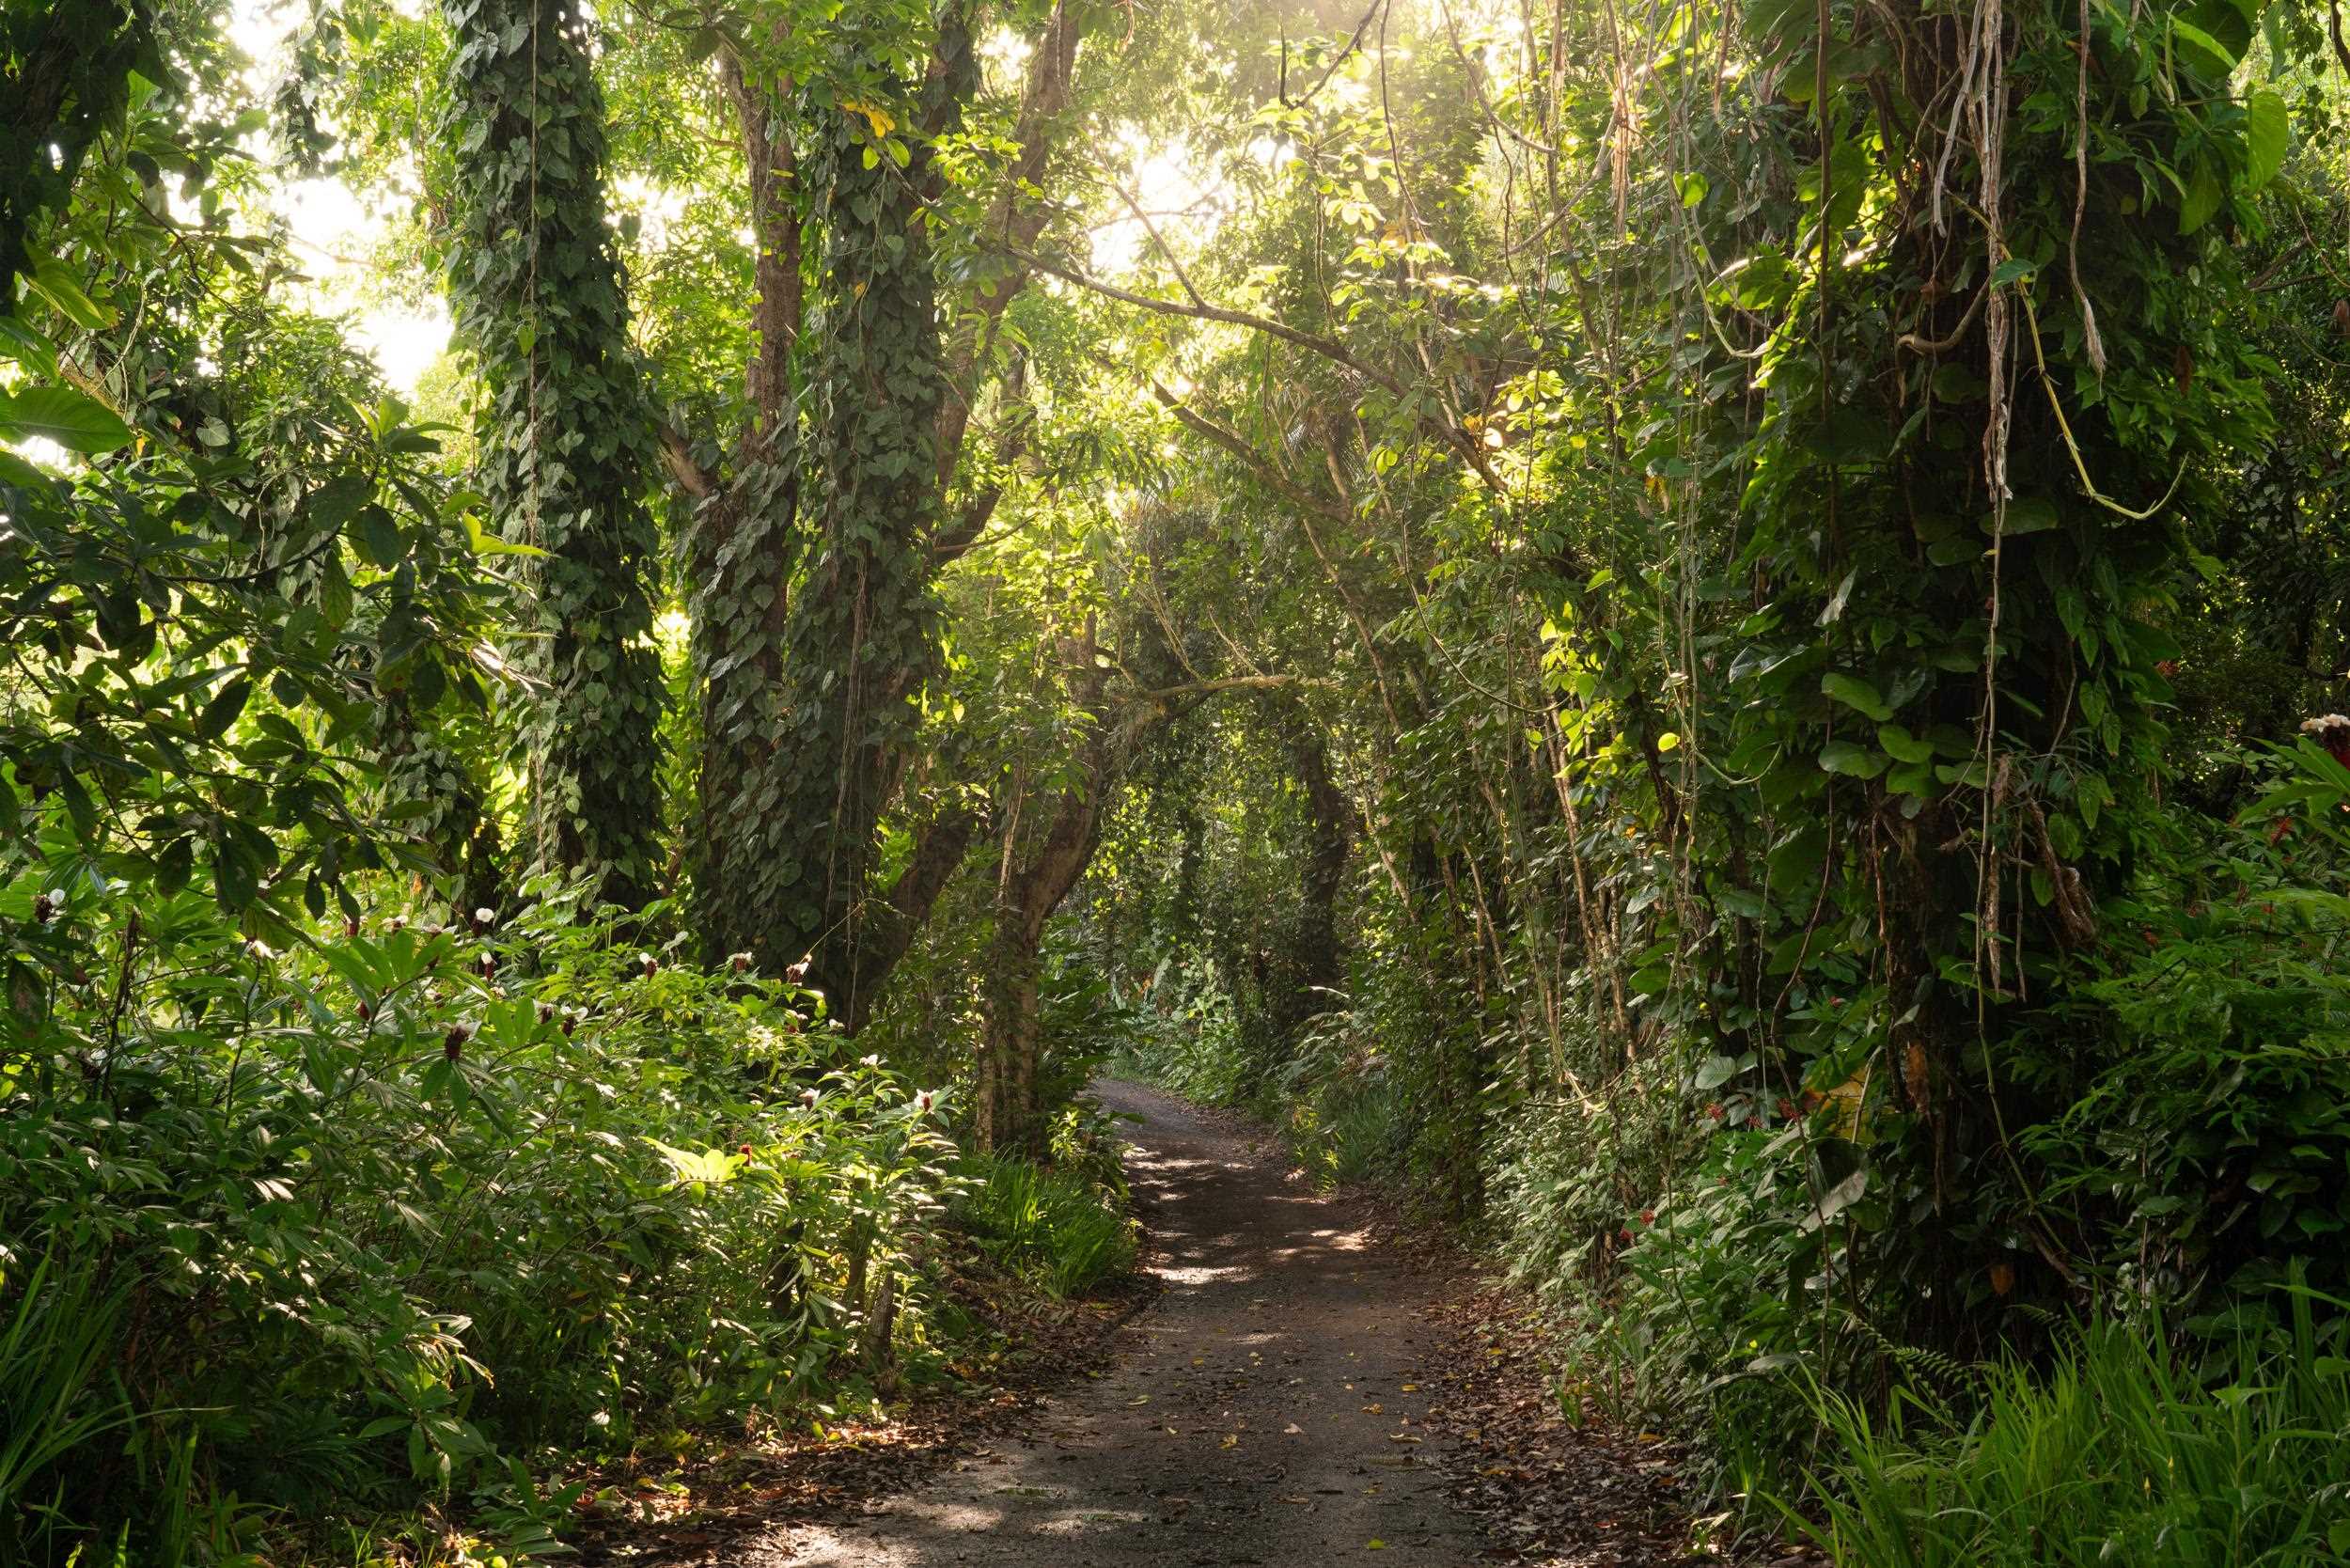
[677,2,1087,1019]
[440,0,666,911]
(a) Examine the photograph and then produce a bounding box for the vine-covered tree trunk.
[678,4,1084,1016]
[441,0,666,910]
[747,18,976,1012]
[1698,0,2285,1252]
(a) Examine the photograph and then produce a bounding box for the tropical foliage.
[11,0,2350,1558]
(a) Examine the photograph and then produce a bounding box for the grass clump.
[953,1152,1136,1298]
[1775,1292,2350,1566]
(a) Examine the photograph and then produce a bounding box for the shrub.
[0,870,958,1562]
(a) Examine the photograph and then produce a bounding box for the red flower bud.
[739,1142,753,1157]
[344,915,360,938]
[1618,1228,1633,1245]
[538,1002,555,1025]
[444,1024,468,1061]
[1639,1210,1655,1225]
[560,1013,576,1036]
[32,892,55,923]
[358,1000,373,1022]
[478,951,496,978]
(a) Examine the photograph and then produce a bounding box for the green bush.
[1777,1293,2350,1565]
[952,1152,1136,1298]
[2017,741,2350,1314]
[0,870,959,1563]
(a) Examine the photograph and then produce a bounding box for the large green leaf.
[1822,672,1893,721]
[1820,740,1888,779]
[2244,90,2289,191]
[0,384,133,454]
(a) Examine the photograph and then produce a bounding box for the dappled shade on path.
[776,1080,1487,1565]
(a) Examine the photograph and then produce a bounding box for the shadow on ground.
[769,1078,1486,1566]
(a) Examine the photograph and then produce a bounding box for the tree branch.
[936,353,1032,564]
[720,41,801,445]
[1147,380,1351,522]
[657,424,718,500]
[936,0,1082,486]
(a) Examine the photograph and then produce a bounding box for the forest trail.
[774,1079,1489,1565]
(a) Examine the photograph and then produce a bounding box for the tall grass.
[953,1154,1136,1298]
[0,1255,142,1563]
[1774,1292,2350,1565]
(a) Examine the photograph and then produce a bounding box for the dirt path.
[775,1079,1489,1565]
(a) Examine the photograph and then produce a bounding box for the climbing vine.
[440,0,666,909]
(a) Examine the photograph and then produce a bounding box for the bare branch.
[657,425,718,500]
[1147,380,1350,521]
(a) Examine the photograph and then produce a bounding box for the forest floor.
[616,1080,1770,1567]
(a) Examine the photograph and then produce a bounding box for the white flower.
[473,906,496,926]
[859,1053,881,1069]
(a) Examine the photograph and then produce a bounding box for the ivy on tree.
[440,0,666,910]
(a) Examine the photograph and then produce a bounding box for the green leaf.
[463,512,550,558]
[1887,761,1937,798]
[306,472,375,534]
[155,837,195,896]
[1982,496,2059,536]
[1822,672,1892,720]
[1819,741,1887,779]
[352,504,404,568]
[2169,15,2238,76]
[0,384,133,454]
[26,260,116,330]
[1877,723,1935,764]
[643,1137,744,1185]
[196,674,252,739]
[2178,158,2223,235]
[1802,1168,1869,1232]
[2244,89,2289,191]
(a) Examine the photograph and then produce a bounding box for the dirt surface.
[767,1078,1490,1565]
